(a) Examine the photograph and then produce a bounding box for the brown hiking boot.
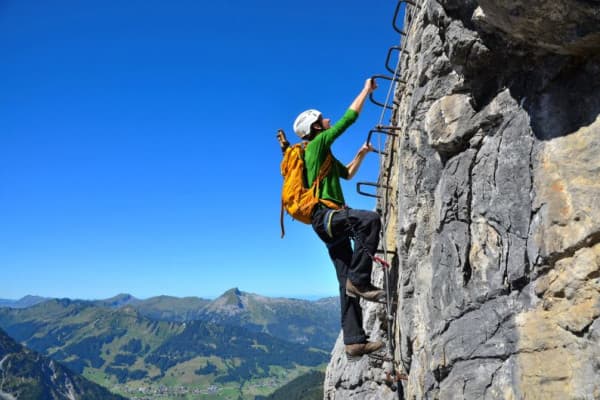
[345,340,384,358]
[346,279,385,302]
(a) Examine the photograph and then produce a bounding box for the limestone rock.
[425,94,476,155]
[474,0,600,55]
[529,115,600,266]
[325,0,600,398]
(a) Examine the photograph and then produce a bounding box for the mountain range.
[0,295,49,309]
[1,289,339,350]
[0,289,339,399]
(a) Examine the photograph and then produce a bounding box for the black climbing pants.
[311,205,382,345]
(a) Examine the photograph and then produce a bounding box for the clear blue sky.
[0,0,403,300]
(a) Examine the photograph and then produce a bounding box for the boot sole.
[345,353,364,362]
[345,290,387,304]
[346,349,387,362]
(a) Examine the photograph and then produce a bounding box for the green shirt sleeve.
[305,109,358,167]
[314,109,358,149]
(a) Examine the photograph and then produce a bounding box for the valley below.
[0,289,339,399]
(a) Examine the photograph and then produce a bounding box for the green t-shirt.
[304,109,359,206]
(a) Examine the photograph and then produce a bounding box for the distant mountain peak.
[0,295,50,309]
[20,294,45,301]
[111,293,136,301]
[95,293,140,308]
[223,287,242,296]
[206,288,246,314]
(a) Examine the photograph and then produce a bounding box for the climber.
[292,77,385,358]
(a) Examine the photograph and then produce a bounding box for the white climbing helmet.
[293,109,322,139]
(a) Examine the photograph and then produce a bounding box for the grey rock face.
[425,94,476,154]
[474,0,600,55]
[325,0,600,399]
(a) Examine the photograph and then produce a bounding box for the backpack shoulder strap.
[280,143,304,238]
[316,152,333,183]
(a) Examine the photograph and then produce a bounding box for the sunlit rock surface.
[324,1,600,398]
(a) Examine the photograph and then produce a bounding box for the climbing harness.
[323,208,341,239]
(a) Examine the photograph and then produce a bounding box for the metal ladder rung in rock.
[356,182,393,199]
[347,4,420,395]
[367,125,401,156]
[385,46,410,76]
[393,0,421,36]
[369,74,405,110]
[375,248,397,257]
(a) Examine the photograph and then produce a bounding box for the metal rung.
[372,73,405,84]
[375,124,402,131]
[357,182,392,198]
[375,248,398,257]
[385,46,409,75]
[369,74,405,110]
[394,0,420,36]
[367,128,399,156]
[369,93,395,110]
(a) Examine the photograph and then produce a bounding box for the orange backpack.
[279,142,341,237]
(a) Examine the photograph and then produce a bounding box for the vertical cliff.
[325,1,600,399]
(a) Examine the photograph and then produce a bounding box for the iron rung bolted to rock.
[393,0,421,36]
[369,74,405,110]
[385,46,410,75]
[367,127,401,156]
[356,182,393,198]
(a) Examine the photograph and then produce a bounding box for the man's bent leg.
[311,206,366,345]
[329,238,367,345]
[346,209,381,285]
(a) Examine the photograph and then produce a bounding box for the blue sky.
[0,0,404,300]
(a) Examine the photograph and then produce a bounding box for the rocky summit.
[324,1,600,399]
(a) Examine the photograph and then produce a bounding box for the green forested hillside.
[0,327,126,400]
[147,320,327,382]
[256,370,325,400]
[126,295,211,321]
[0,297,331,399]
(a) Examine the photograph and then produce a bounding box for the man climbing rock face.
[292,78,385,359]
